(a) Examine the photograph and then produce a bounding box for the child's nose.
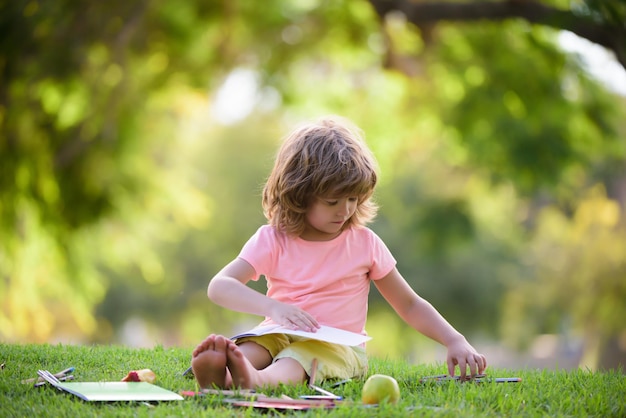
[338,201,352,216]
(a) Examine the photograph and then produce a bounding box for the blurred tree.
[0,0,225,340]
[0,0,385,342]
[1,0,624,371]
[369,0,626,69]
[364,0,626,365]
[501,185,626,369]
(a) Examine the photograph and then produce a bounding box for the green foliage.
[580,0,626,27]
[0,0,221,340]
[501,185,626,369]
[432,22,623,195]
[1,0,625,373]
[1,343,625,417]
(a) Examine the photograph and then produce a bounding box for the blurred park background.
[2,0,625,371]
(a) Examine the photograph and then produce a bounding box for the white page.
[232,324,371,346]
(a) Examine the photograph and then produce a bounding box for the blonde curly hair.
[262,116,379,236]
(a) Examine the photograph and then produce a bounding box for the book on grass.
[231,324,371,346]
[46,381,184,402]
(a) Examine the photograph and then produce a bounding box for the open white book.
[231,324,371,346]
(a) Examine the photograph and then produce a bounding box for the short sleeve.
[366,229,396,280]
[238,225,276,281]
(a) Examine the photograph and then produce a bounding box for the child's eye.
[325,197,357,205]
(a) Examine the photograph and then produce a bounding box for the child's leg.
[235,340,273,370]
[227,343,307,389]
[191,334,232,388]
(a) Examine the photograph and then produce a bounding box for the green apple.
[361,374,400,405]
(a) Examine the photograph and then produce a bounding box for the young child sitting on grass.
[191,116,487,389]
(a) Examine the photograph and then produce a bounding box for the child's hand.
[270,302,320,332]
[446,337,487,379]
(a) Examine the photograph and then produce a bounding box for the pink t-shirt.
[238,225,396,336]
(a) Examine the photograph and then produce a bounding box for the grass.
[1,343,624,417]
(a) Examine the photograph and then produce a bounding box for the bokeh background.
[2,0,625,371]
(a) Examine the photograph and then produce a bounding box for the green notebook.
[50,381,184,402]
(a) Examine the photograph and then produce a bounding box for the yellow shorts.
[235,334,368,384]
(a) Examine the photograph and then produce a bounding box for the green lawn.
[1,343,624,417]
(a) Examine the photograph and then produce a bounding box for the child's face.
[301,195,358,241]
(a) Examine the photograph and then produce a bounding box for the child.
[191,116,487,389]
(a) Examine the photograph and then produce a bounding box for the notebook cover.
[53,381,184,401]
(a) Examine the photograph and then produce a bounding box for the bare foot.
[226,342,263,389]
[191,334,229,389]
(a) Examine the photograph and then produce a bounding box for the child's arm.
[374,267,487,379]
[207,257,320,332]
